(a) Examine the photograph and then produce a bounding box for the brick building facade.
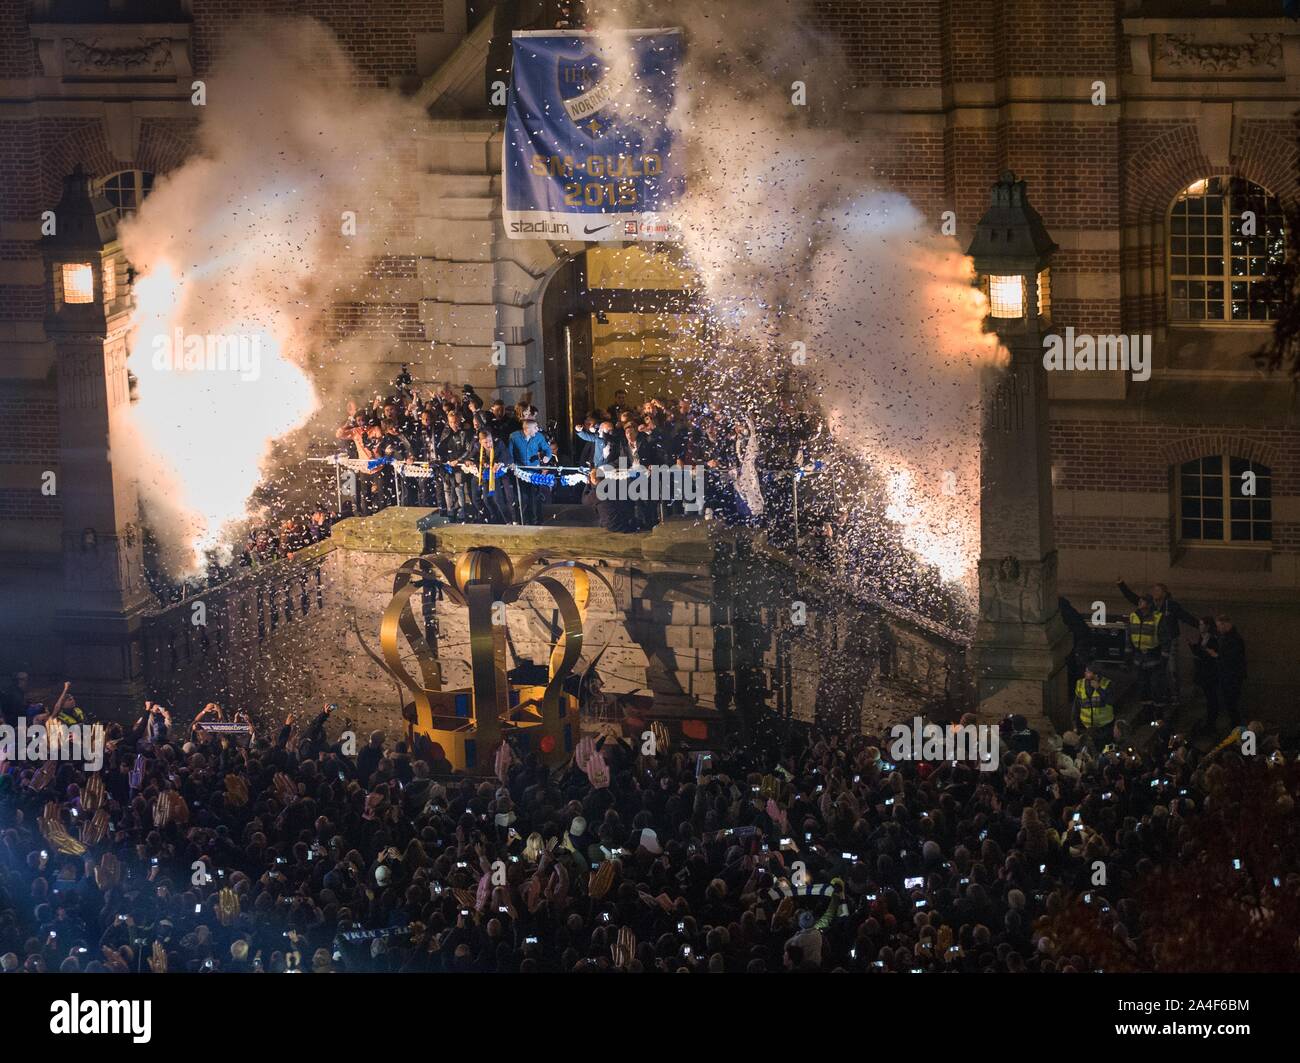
[2,0,1298,710]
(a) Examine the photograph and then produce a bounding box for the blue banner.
[504,29,683,242]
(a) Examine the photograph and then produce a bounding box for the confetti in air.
[593,0,1004,598]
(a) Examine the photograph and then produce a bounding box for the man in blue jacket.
[508,419,554,525]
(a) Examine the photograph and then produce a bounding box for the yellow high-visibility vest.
[1074,677,1113,728]
[1128,610,1164,654]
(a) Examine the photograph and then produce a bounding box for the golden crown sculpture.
[357,546,613,773]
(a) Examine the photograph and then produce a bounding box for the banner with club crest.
[503,29,683,242]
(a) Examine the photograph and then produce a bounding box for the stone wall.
[138,509,972,741]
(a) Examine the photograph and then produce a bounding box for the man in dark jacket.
[434,410,474,519]
[461,428,515,524]
[301,702,336,759]
[1187,615,1219,731]
[1209,615,1247,729]
[582,468,638,532]
[357,730,385,786]
[406,408,437,507]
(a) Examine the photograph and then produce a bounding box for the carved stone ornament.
[1155,33,1281,75]
[62,37,173,76]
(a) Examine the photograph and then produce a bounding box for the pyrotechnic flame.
[123,262,317,567]
[114,16,422,574]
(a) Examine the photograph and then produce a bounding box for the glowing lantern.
[61,263,95,304]
[986,274,1023,319]
[41,164,127,316]
[966,171,1056,330]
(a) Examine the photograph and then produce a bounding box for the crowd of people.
[0,671,1288,974]
[330,369,820,535]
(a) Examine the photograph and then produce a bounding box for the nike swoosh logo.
[584,223,613,234]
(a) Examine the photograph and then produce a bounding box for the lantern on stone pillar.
[967,171,1056,332]
[43,164,129,323]
[964,172,1071,732]
[41,164,148,713]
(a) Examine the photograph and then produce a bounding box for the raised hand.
[588,860,616,901]
[94,852,121,890]
[26,759,55,793]
[153,790,189,828]
[80,808,110,847]
[39,802,86,856]
[612,926,636,968]
[273,772,298,805]
[81,773,105,812]
[217,888,240,926]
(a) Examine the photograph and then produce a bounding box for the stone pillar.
[43,166,152,714]
[966,173,1072,733]
[975,310,1072,731]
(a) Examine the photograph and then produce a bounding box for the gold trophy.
[361,546,612,772]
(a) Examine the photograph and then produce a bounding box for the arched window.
[1167,177,1285,323]
[1178,454,1271,545]
[97,169,154,219]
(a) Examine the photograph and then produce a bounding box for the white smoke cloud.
[118,16,424,573]
[592,0,1002,588]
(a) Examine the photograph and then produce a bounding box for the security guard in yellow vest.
[1127,594,1168,719]
[47,680,85,727]
[1074,664,1114,747]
